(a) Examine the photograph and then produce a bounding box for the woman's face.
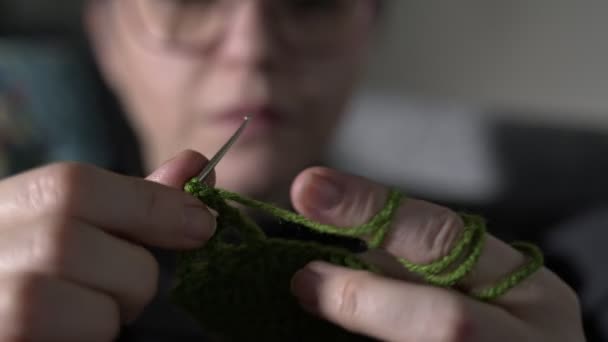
[88,0,376,202]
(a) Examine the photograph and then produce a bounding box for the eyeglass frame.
[110,0,379,56]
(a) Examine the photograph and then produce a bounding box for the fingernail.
[291,264,326,313]
[308,173,344,211]
[182,206,217,241]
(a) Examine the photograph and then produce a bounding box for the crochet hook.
[196,116,251,183]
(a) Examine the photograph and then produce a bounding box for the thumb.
[146,150,215,189]
[290,167,388,228]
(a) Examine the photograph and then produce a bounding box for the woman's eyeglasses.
[121,0,373,52]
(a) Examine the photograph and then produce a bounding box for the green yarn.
[175,179,380,341]
[174,239,375,341]
[211,186,403,248]
[173,178,543,340]
[397,214,487,287]
[472,242,544,301]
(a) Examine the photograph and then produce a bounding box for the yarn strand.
[182,178,544,300]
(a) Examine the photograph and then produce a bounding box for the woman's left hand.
[289,167,585,342]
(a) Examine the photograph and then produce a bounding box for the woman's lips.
[209,107,285,138]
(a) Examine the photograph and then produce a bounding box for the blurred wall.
[333,1,608,205]
[365,0,608,126]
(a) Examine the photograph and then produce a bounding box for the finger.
[291,261,528,342]
[0,217,158,322]
[146,149,215,188]
[0,272,119,342]
[290,167,549,304]
[291,167,389,229]
[0,150,216,249]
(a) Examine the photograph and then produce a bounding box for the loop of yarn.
[214,185,403,246]
[174,179,544,339]
[396,214,487,287]
[472,242,544,301]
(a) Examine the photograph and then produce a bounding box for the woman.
[0,0,586,340]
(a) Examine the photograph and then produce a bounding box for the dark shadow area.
[480,117,608,240]
[483,117,608,341]
[0,0,83,36]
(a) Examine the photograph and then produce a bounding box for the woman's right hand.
[0,150,216,342]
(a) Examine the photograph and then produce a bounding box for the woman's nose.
[214,2,274,68]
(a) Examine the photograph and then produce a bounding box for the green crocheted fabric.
[172,178,543,341]
[174,240,377,341]
[172,179,380,341]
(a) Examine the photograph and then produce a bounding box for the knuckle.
[421,204,464,262]
[2,275,121,342]
[437,298,474,342]
[95,298,121,342]
[30,216,77,272]
[23,163,88,217]
[566,287,582,313]
[132,246,160,307]
[348,183,388,225]
[0,273,47,340]
[118,246,159,323]
[534,269,582,320]
[336,273,368,320]
[557,280,583,316]
[132,179,161,225]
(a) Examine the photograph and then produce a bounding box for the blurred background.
[1,1,607,337]
[1,0,607,238]
[2,0,608,212]
[332,0,608,235]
